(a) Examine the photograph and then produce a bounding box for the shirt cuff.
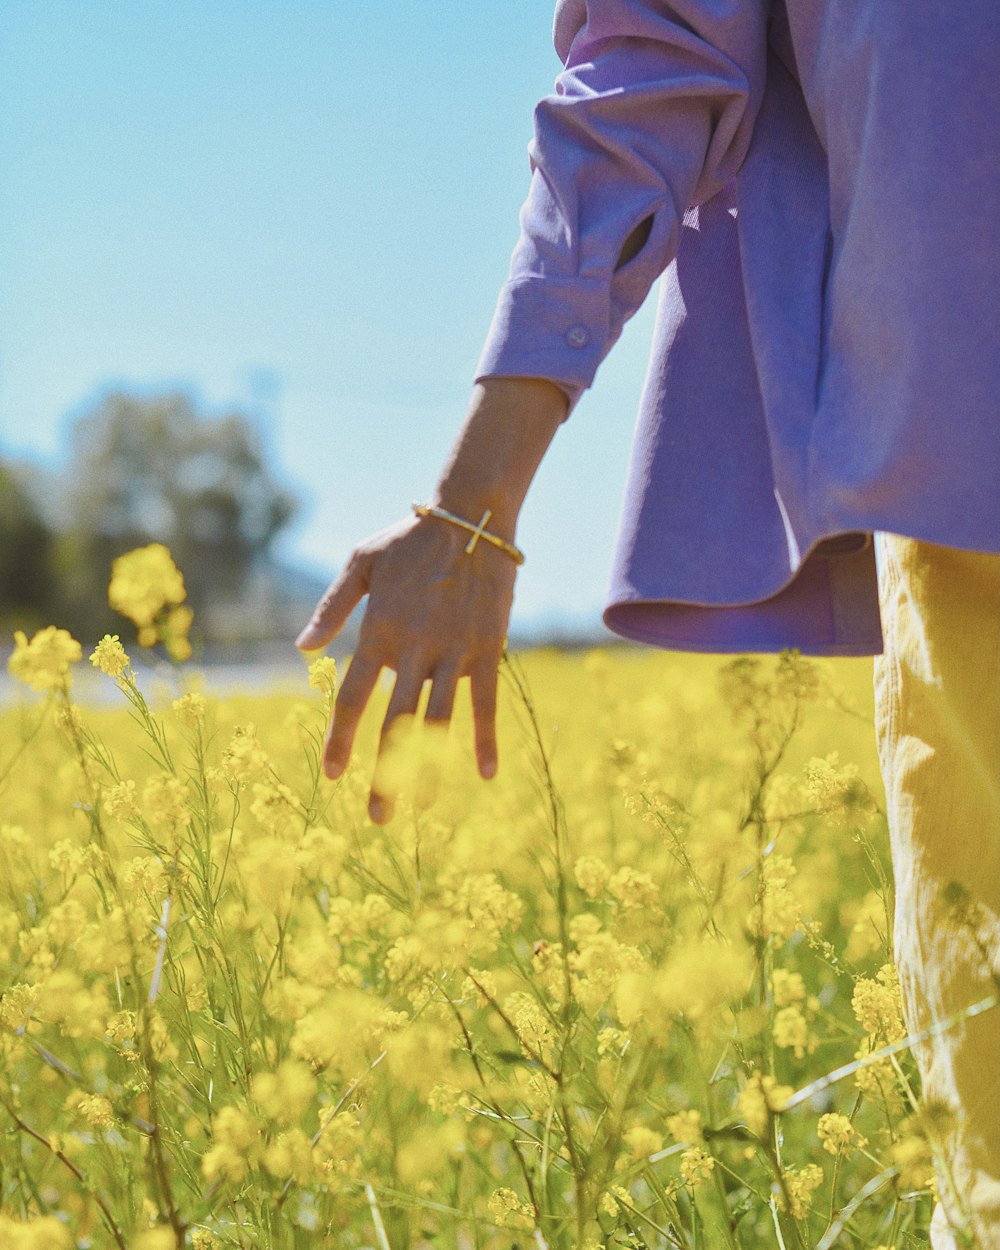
[474,275,611,412]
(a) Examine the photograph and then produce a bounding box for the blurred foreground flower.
[7,626,82,692]
[0,1213,73,1250]
[108,543,192,659]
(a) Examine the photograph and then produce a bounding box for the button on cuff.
[474,275,610,400]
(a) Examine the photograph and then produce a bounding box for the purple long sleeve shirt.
[476,0,1000,656]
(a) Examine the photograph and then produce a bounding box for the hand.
[295,375,567,822]
[295,510,518,824]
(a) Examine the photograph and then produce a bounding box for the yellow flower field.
[0,559,949,1248]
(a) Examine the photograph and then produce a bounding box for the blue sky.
[0,1,660,631]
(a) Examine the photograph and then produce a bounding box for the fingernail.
[295,625,320,649]
[481,759,497,780]
[324,758,344,781]
[369,797,385,823]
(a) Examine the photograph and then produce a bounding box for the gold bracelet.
[412,502,525,566]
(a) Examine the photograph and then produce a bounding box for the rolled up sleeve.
[476,0,769,408]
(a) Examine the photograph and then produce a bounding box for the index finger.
[295,553,370,651]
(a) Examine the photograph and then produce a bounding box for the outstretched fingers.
[325,652,501,815]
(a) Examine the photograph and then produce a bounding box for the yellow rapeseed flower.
[616,938,750,1037]
[106,1009,137,1046]
[596,1026,628,1057]
[0,982,38,1032]
[802,751,873,821]
[294,825,347,880]
[892,1130,936,1189]
[173,692,207,724]
[122,855,167,897]
[0,1214,73,1250]
[250,779,302,835]
[623,1125,663,1159]
[312,1110,364,1180]
[503,991,554,1060]
[108,543,186,629]
[263,1127,314,1185]
[253,1059,317,1125]
[202,1105,264,1183]
[89,634,130,677]
[487,1186,533,1230]
[76,1093,115,1130]
[574,855,611,898]
[241,834,299,913]
[852,963,906,1042]
[773,1005,815,1059]
[103,779,140,820]
[771,968,807,1008]
[8,627,82,692]
[817,1112,867,1156]
[892,1106,952,1189]
[780,1163,824,1220]
[665,1108,703,1144]
[41,970,110,1039]
[44,898,87,947]
[142,775,192,831]
[307,655,338,696]
[48,839,87,876]
[607,864,659,910]
[384,934,433,985]
[680,1145,715,1188]
[444,871,524,958]
[852,1037,902,1103]
[738,1073,793,1137]
[221,724,270,783]
[160,604,193,661]
[571,930,645,1016]
[463,967,499,1008]
[599,1184,631,1217]
[751,853,802,941]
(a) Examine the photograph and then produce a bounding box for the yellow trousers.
[875,534,1000,1249]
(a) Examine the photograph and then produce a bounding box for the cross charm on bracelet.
[464,508,494,556]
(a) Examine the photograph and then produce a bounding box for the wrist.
[432,378,565,539]
[476,375,570,415]
[430,484,522,542]
[412,502,525,566]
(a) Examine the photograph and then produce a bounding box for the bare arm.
[295,376,567,823]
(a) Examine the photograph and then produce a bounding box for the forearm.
[431,377,567,540]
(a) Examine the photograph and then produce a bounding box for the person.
[295,1,999,1244]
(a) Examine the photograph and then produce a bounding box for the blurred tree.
[57,391,299,639]
[0,460,56,629]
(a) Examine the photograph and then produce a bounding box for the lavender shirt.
[476,0,1000,655]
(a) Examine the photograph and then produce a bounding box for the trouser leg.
[874,533,1000,1249]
